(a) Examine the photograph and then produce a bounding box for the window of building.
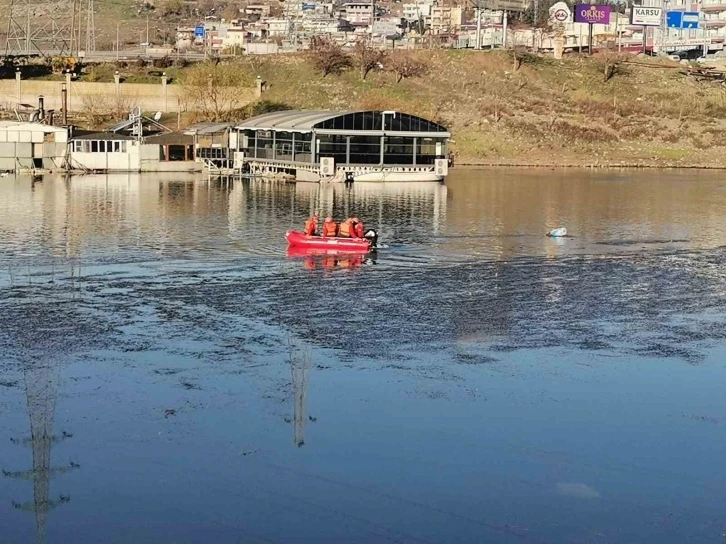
[275,131,294,161]
[294,132,313,162]
[416,137,445,165]
[317,134,347,164]
[384,136,414,165]
[160,144,193,161]
[256,130,273,159]
[168,145,187,161]
[349,135,381,164]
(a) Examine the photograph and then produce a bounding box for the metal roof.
[184,122,232,135]
[145,132,194,145]
[71,131,136,141]
[236,110,356,131]
[235,110,450,135]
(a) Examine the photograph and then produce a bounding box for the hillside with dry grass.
[234,50,726,168]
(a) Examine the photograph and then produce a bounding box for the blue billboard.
[666,11,699,29]
[194,25,205,38]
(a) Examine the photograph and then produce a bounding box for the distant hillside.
[236,50,726,167]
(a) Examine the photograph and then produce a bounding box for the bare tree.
[388,51,427,83]
[181,61,254,121]
[309,36,351,77]
[80,89,138,125]
[351,40,384,80]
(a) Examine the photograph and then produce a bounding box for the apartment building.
[340,2,375,24]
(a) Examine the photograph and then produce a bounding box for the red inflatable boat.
[286,230,375,252]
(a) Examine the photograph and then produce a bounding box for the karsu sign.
[631,6,662,27]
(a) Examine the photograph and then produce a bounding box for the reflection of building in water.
[3,360,76,544]
[298,182,448,231]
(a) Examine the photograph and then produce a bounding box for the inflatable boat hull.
[285,230,372,252]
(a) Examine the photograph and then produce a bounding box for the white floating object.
[547,227,568,238]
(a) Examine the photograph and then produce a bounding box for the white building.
[403,0,434,22]
[431,5,462,32]
[267,18,292,36]
[69,132,200,173]
[340,2,375,25]
[0,122,68,172]
[244,4,271,19]
[301,16,344,34]
[222,27,248,49]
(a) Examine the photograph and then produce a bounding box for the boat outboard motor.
[344,172,354,184]
[363,229,378,248]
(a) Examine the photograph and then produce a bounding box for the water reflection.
[2,170,726,543]
[3,360,76,544]
[287,343,313,448]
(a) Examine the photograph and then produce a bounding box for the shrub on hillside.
[308,36,351,77]
[351,40,384,80]
[153,56,173,69]
[387,51,427,83]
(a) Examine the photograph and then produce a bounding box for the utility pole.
[146,13,150,45]
[475,7,482,49]
[533,0,539,51]
[116,22,120,59]
[502,10,508,48]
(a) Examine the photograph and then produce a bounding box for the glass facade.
[256,130,273,159]
[240,112,448,166]
[349,136,381,165]
[275,131,294,161]
[317,134,347,165]
[416,137,441,165]
[294,133,313,163]
[384,136,415,165]
[315,112,448,133]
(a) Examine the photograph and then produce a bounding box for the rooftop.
[236,110,450,135]
[71,131,136,141]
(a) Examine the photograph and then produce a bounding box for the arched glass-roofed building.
[234,110,451,182]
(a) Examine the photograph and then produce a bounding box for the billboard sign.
[574,4,611,24]
[194,25,205,38]
[667,11,700,29]
[631,6,662,26]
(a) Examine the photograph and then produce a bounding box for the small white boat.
[547,227,568,237]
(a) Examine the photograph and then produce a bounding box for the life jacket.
[303,219,317,236]
[339,220,352,238]
[322,221,338,237]
[354,222,364,238]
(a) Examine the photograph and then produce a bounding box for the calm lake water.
[1,169,726,543]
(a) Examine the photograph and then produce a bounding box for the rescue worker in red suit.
[338,218,353,238]
[321,216,338,237]
[303,214,319,236]
[352,217,364,238]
